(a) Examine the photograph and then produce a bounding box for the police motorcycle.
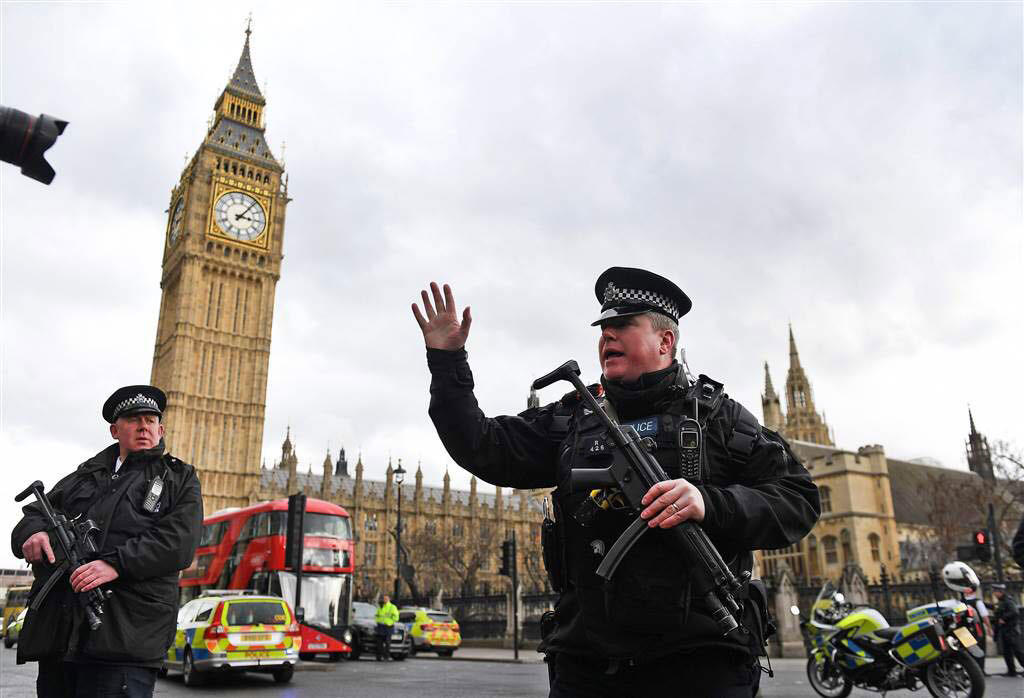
[901,563,987,658]
[792,582,985,698]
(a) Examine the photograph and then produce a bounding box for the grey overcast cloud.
[1,3,1021,568]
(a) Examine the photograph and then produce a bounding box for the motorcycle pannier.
[890,621,943,666]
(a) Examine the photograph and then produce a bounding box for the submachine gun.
[532,360,749,637]
[15,480,109,630]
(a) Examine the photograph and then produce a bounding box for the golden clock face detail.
[213,191,267,241]
[168,198,185,245]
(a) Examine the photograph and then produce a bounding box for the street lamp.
[394,459,406,601]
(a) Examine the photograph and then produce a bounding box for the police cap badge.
[591,267,692,326]
[102,385,167,423]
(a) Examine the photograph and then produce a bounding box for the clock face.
[213,191,267,241]
[168,198,185,245]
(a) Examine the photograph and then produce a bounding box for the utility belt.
[552,645,756,676]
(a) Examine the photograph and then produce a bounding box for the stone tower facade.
[965,408,994,482]
[150,28,289,513]
[780,326,833,445]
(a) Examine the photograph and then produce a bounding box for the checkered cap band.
[602,282,680,319]
[111,393,160,420]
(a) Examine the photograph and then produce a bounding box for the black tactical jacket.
[11,440,202,666]
[994,595,1021,634]
[427,348,820,660]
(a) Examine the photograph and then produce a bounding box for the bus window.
[199,521,226,548]
[304,513,351,540]
[255,513,271,537]
[239,516,257,542]
[268,511,286,536]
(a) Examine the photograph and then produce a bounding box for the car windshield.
[277,572,351,629]
[225,601,288,626]
[352,602,376,621]
[428,612,454,623]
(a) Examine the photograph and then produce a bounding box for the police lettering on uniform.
[11,385,203,698]
[412,268,821,698]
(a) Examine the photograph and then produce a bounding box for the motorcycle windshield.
[815,581,837,604]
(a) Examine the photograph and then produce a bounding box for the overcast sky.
[1,2,1021,569]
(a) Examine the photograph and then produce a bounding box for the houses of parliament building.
[150,30,999,598]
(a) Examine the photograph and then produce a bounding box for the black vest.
[549,371,761,659]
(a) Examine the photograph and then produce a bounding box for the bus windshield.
[277,571,351,630]
[304,513,351,540]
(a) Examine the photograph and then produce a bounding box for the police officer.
[412,269,821,698]
[943,561,992,674]
[375,594,399,661]
[11,385,203,698]
[992,584,1024,678]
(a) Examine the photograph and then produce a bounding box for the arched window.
[869,533,881,562]
[840,529,853,563]
[819,486,832,513]
[823,536,838,565]
[807,535,820,577]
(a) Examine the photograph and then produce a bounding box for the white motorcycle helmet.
[942,561,980,593]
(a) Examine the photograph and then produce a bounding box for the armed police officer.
[412,268,820,698]
[11,385,203,698]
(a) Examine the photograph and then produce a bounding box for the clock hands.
[234,199,259,221]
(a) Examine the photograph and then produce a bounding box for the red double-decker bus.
[179,497,355,659]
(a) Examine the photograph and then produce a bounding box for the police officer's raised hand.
[640,478,705,528]
[22,531,55,564]
[70,560,119,592]
[412,282,472,350]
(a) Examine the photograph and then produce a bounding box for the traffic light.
[973,529,991,562]
[499,539,514,577]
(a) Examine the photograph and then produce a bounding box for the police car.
[399,607,461,657]
[3,609,26,649]
[164,590,300,686]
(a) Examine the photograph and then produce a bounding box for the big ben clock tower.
[151,26,289,513]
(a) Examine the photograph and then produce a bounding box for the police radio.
[678,397,703,481]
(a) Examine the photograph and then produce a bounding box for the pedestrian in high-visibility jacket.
[375,595,399,661]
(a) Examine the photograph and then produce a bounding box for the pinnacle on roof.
[226,23,265,103]
[788,324,802,370]
[968,405,978,436]
[763,361,777,398]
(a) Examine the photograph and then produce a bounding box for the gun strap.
[30,561,69,611]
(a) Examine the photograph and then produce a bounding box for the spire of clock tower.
[206,27,278,168]
[228,20,264,103]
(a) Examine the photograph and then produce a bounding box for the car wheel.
[437,648,454,658]
[183,648,205,687]
[3,636,13,649]
[328,652,343,663]
[299,652,316,661]
[391,652,406,661]
[273,664,294,684]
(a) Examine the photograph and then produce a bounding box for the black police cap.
[591,267,692,326]
[102,385,166,423]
